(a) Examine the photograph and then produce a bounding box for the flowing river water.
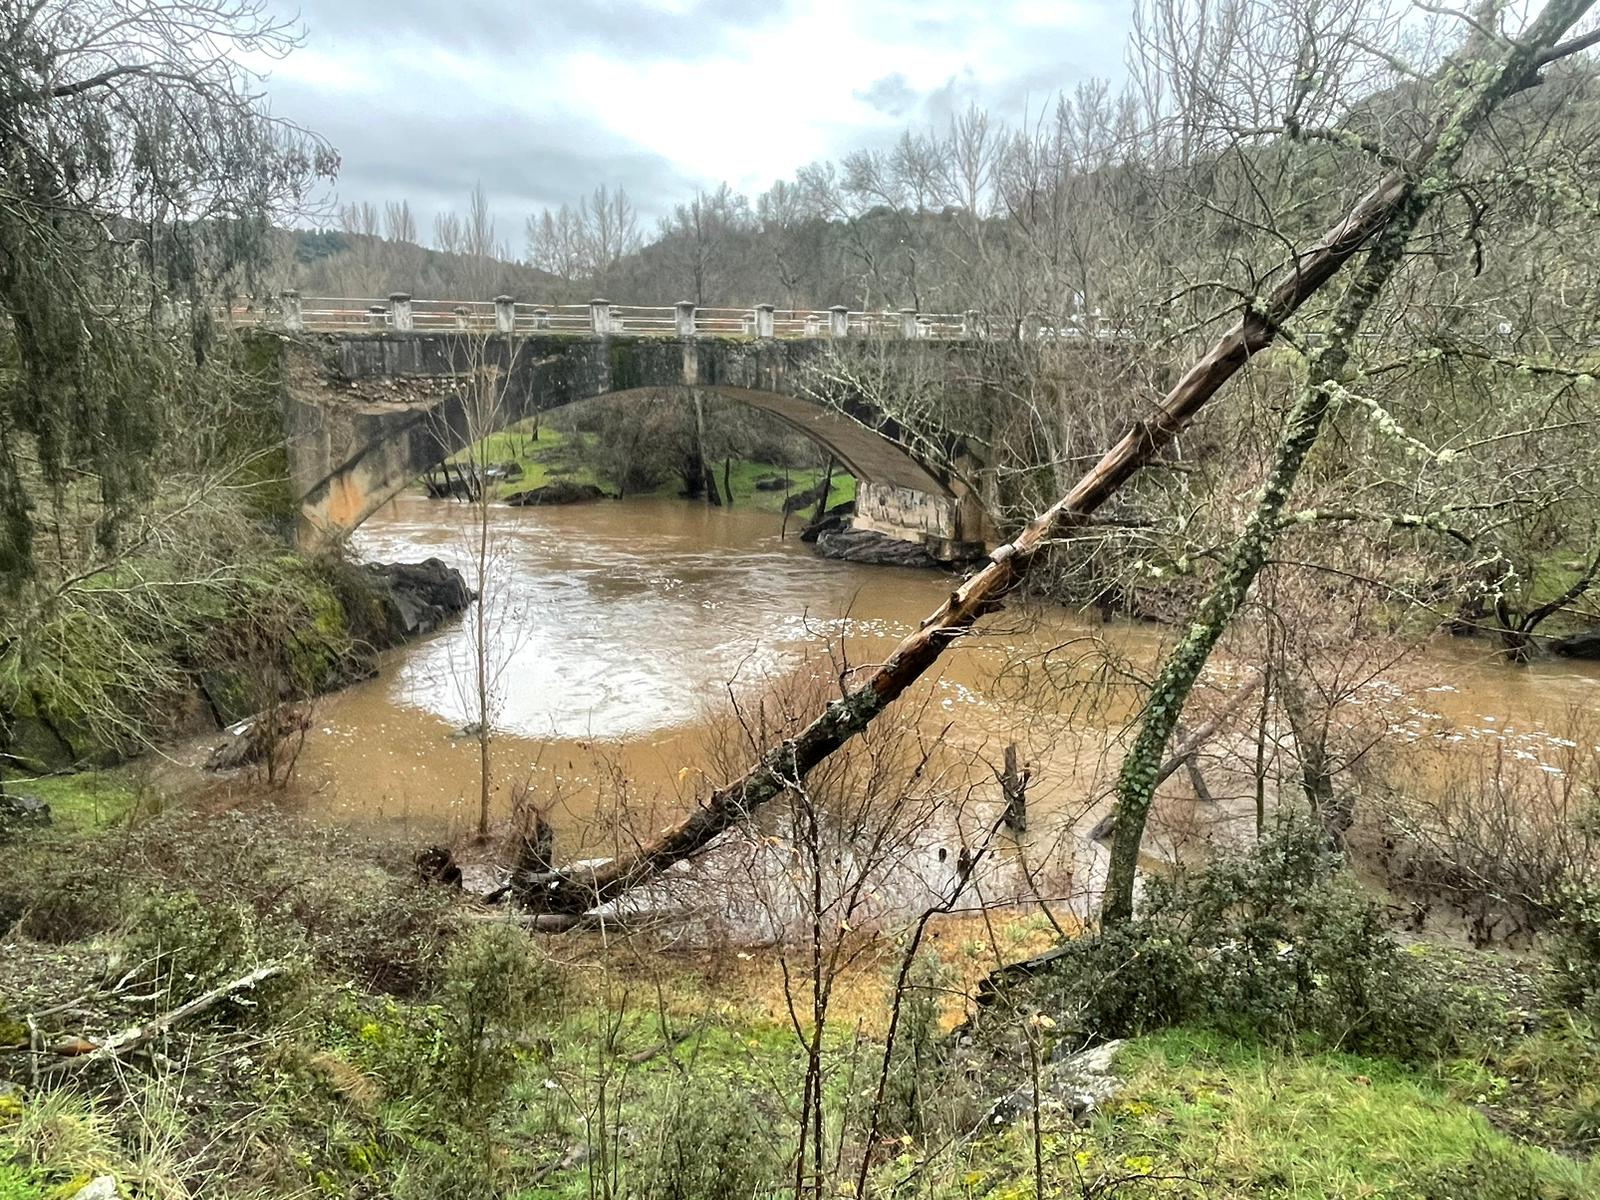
[292,492,1600,919]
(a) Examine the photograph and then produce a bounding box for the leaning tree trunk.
[521,3,1595,916]
[1100,0,1597,926]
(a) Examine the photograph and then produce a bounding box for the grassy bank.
[445,419,857,516]
[3,778,1598,1199]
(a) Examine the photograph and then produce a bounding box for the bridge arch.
[283,332,986,559]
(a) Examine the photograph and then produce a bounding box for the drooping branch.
[522,1,1597,917]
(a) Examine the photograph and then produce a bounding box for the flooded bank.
[287,491,1600,913]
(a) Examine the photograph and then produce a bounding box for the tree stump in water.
[1001,743,1029,834]
[204,703,312,772]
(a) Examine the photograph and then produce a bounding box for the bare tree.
[384,199,419,244]
[440,336,523,838]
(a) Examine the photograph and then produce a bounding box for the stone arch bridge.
[283,329,993,561]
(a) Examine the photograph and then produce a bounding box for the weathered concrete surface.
[283,331,991,559]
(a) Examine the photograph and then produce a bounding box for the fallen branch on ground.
[21,964,285,1064]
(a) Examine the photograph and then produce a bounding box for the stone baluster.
[828,305,849,338]
[388,292,413,332]
[962,310,982,339]
[899,307,919,338]
[495,295,516,334]
[675,301,697,337]
[366,304,387,331]
[754,303,776,339]
[453,306,470,330]
[589,298,612,335]
[279,289,304,332]
[533,307,551,330]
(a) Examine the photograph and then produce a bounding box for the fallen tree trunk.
[519,153,1475,916]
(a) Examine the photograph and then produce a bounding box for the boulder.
[504,481,608,506]
[800,500,854,544]
[0,791,52,832]
[815,526,939,570]
[754,475,791,492]
[979,1038,1126,1128]
[1551,628,1600,660]
[356,558,474,643]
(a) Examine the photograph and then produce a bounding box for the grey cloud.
[267,76,696,235]
[855,73,918,118]
[264,0,1134,238]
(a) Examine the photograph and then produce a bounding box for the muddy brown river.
[291,492,1600,916]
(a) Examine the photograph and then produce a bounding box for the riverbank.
[2,773,1596,1199]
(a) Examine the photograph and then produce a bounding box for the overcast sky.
[258,0,1131,246]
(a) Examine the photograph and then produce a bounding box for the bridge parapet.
[243,293,1004,341]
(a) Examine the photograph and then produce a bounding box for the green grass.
[932,1028,1599,1199]
[0,1162,42,1200]
[444,424,603,498]
[6,770,146,833]
[696,458,856,515]
[443,418,858,515]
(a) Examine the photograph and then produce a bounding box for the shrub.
[634,1081,785,1200]
[119,889,264,1002]
[0,847,124,943]
[1362,734,1600,945]
[880,953,954,1140]
[1039,821,1487,1058]
[434,920,562,1124]
[1547,883,1600,1017]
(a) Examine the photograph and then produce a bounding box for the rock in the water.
[1551,628,1600,659]
[205,703,313,772]
[800,500,854,544]
[358,558,474,642]
[504,481,607,506]
[815,526,939,569]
